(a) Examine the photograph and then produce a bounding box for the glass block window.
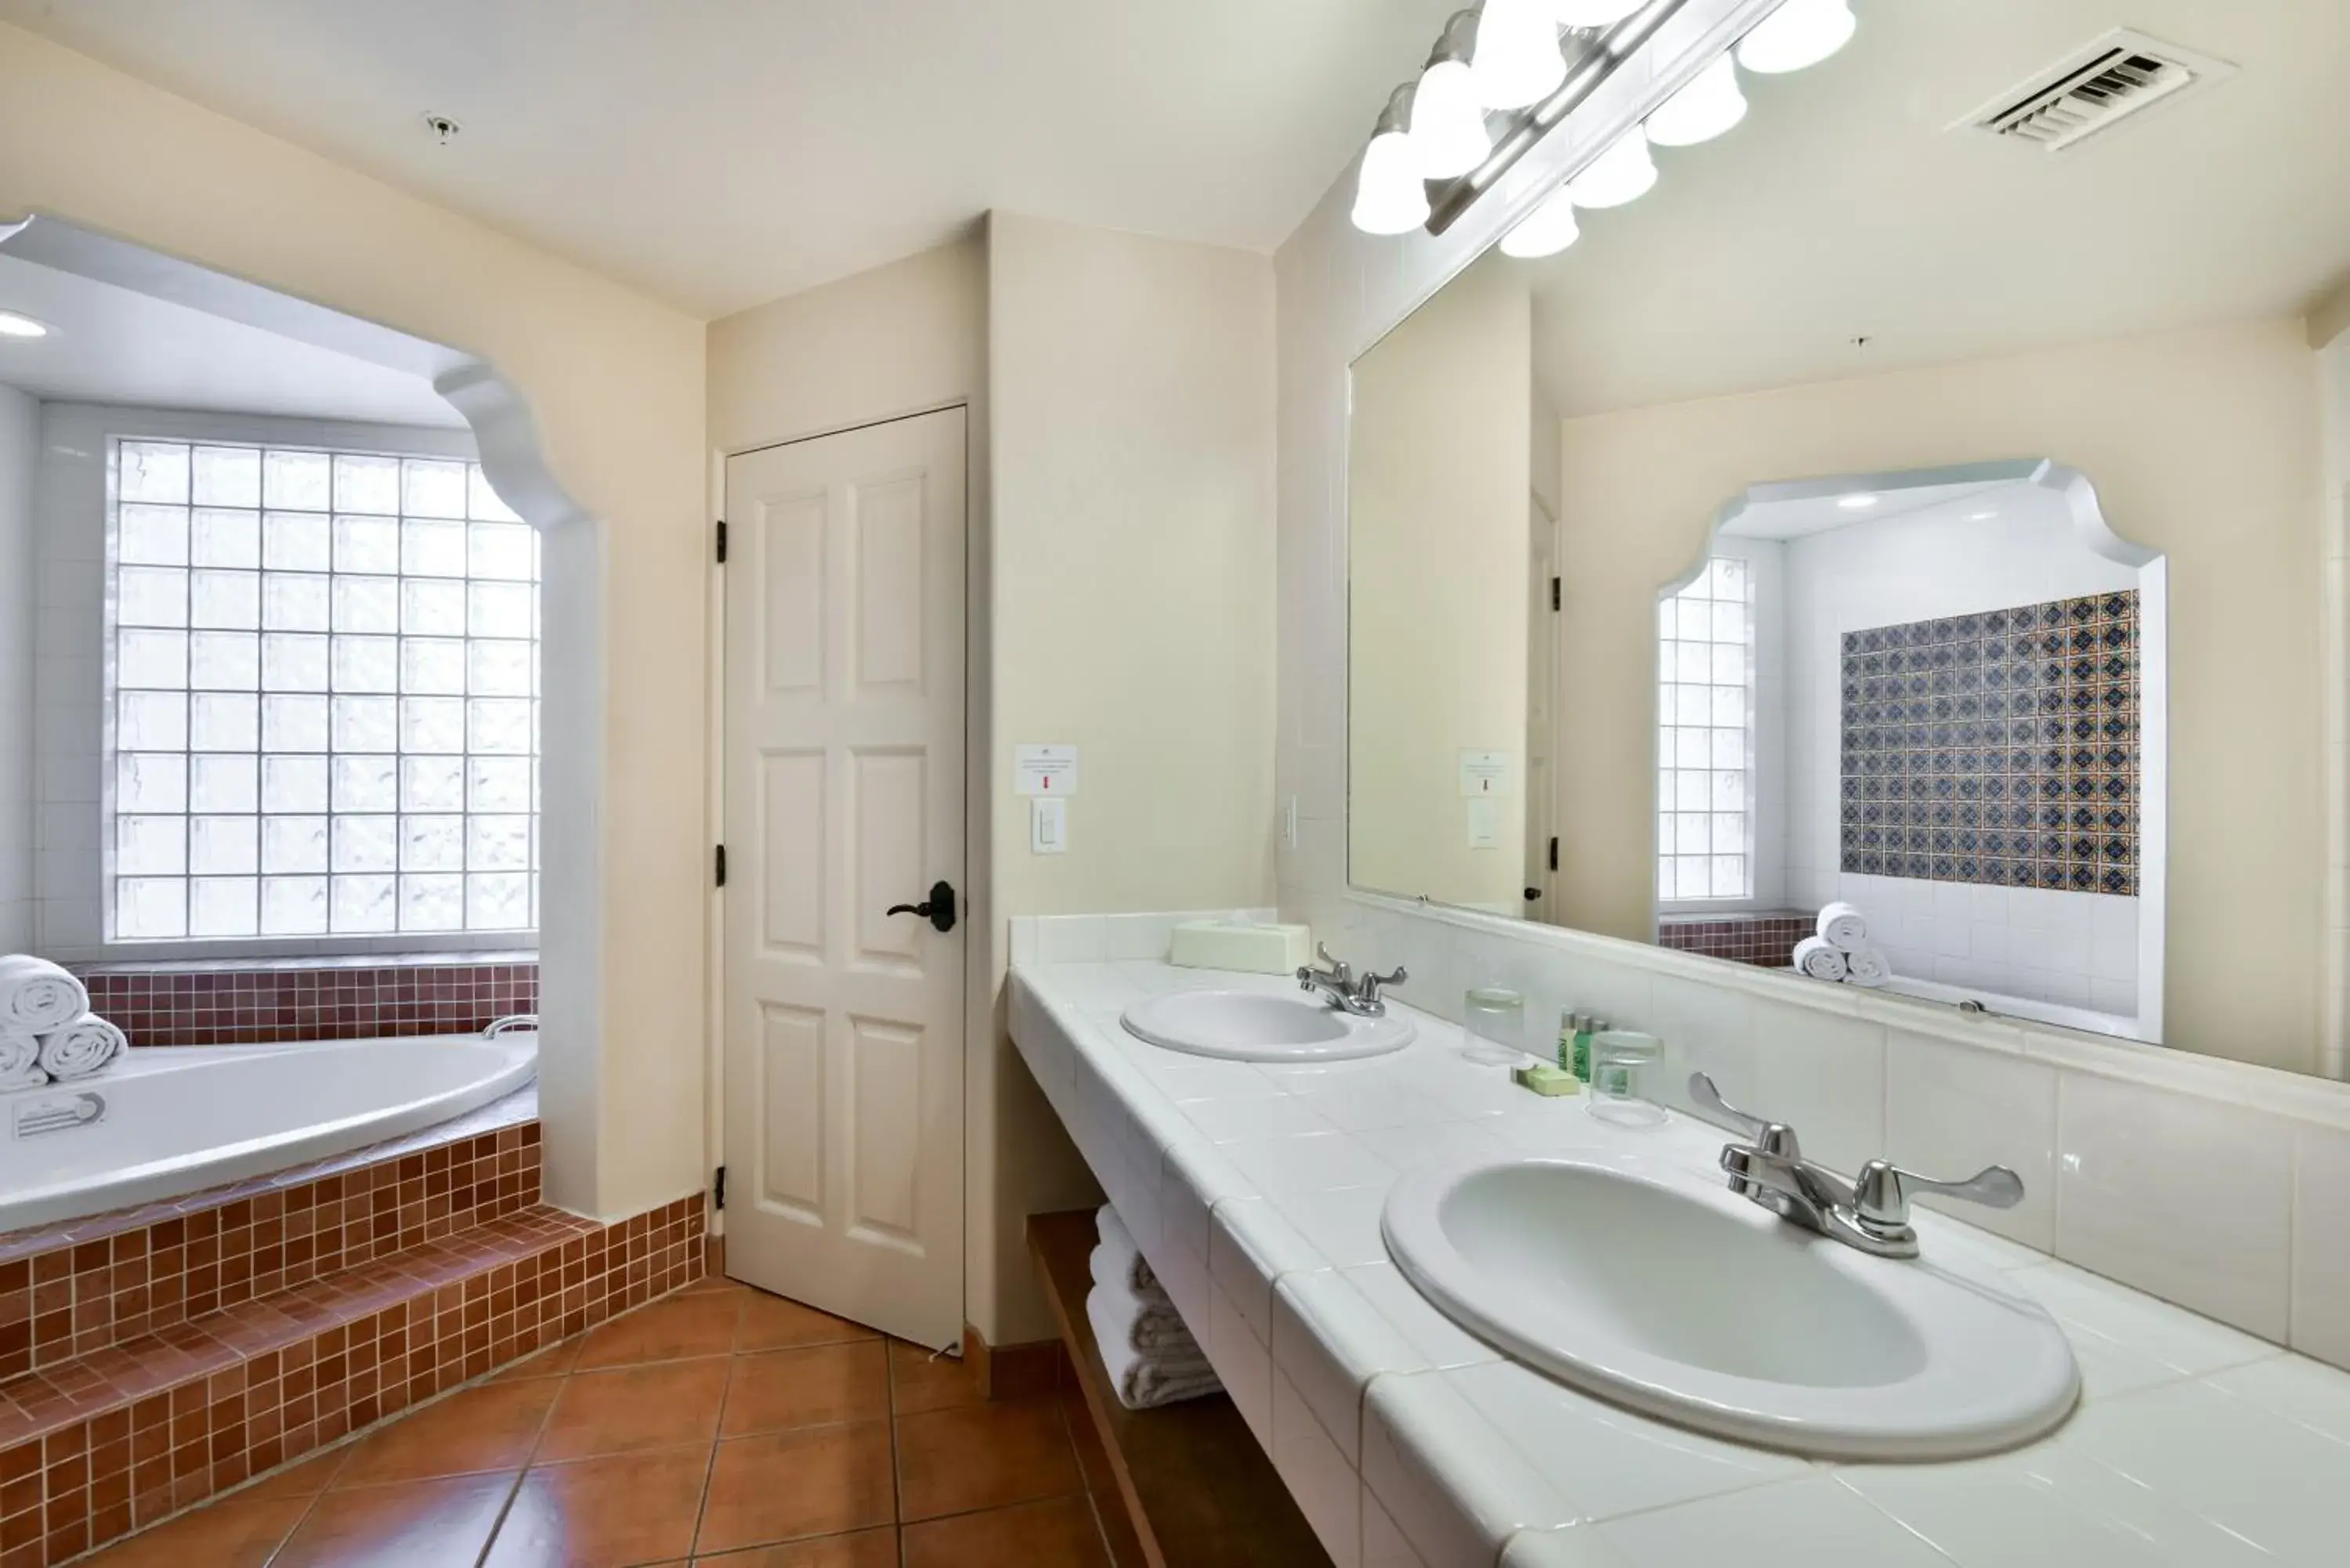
[1657,556,1755,901]
[106,439,540,941]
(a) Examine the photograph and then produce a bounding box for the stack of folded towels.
[0,955,130,1091]
[1791,902,1893,989]
[1086,1204,1221,1411]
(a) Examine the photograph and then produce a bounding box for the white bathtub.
[1868,973,2143,1042]
[0,1034,538,1234]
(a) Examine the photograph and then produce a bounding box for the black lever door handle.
[885,880,957,934]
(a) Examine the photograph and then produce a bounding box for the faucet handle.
[1687,1074,1803,1159]
[1852,1159,2023,1231]
[1358,965,1407,1005]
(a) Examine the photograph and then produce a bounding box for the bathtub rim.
[0,1034,540,1241]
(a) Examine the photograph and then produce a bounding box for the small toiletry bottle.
[1571,1016,1607,1083]
[1556,1010,1581,1072]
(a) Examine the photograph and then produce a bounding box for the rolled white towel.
[0,956,88,1036]
[36,1014,127,1082]
[1086,1284,1220,1410]
[1793,937,1849,984]
[1842,944,1893,988]
[1816,902,1869,952]
[1088,1268,1199,1355]
[1093,1204,1159,1294]
[0,1029,48,1092]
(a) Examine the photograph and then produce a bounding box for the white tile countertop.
[1008,953,2350,1568]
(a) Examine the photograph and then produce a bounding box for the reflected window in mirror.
[1656,556,1755,905]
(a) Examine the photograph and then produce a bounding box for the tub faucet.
[1689,1073,2022,1259]
[1296,944,1406,1017]
[484,1013,540,1038]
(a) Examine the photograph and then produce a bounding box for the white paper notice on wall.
[1459,750,1513,797]
[1015,744,1079,797]
[1466,797,1501,849]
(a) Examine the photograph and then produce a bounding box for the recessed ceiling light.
[1967,510,1998,522]
[421,113,463,145]
[1837,493,1878,510]
[0,311,50,339]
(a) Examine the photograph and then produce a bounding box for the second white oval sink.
[1383,1151,2078,1460]
[1122,989,1413,1062]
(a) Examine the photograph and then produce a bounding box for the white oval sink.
[1121,989,1413,1062]
[1383,1151,2078,1459]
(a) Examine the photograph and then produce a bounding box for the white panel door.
[723,407,966,1349]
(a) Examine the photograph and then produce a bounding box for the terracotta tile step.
[0,1206,602,1451]
[0,1195,703,1567]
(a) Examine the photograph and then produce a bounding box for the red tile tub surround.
[0,1195,704,1566]
[0,1088,540,1377]
[1657,911,1817,970]
[70,956,537,1049]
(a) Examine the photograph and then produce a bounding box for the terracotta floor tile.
[692,1527,898,1566]
[77,1494,312,1568]
[1059,1388,1117,1495]
[493,1337,587,1382]
[721,1342,888,1437]
[734,1289,877,1352]
[484,1444,712,1568]
[895,1396,1083,1522]
[333,1377,562,1487]
[1093,1485,1148,1568]
[271,1470,518,1568]
[901,1495,1112,1568]
[886,1339,980,1416]
[537,1359,731,1461]
[576,1292,743,1368]
[238,1445,352,1501]
[694,1425,895,1555]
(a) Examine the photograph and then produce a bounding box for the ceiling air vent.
[1960,29,2234,153]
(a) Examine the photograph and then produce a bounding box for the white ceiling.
[0,253,465,426]
[0,0,1461,318]
[1724,478,2023,541]
[1514,0,2350,415]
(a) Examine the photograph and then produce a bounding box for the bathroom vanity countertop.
[1009,957,2350,1568]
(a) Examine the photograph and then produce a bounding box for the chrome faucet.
[1296,943,1407,1017]
[1688,1073,2023,1259]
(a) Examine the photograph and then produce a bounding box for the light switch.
[1032,796,1068,854]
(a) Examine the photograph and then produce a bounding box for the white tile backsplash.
[2055,1071,2294,1340]
[1883,1028,2059,1252]
[2289,1119,2350,1366]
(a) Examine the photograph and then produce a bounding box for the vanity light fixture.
[0,310,49,339]
[1472,0,1569,110]
[1351,85,1435,236]
[1411,11,1497,179]
[1567,128,1658,208]
[1644,54,1748,146]
[1737,0,1857,74]
[1838,493,1879,510]
[1500,185,1583,258]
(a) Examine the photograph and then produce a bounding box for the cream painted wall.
[987,212,1277,1340]
[0,21,710,1217]
[1349,258,1531,913]
[1551,319,2323,1072]
[0,382,33,952]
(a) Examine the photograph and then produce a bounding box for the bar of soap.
[1168,918,1312,974]
[1512,1062,1583,1097]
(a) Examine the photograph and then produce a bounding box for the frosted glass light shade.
[1409,58,1492,178]
[1645,55,1747,146]
[1552,0,1642,26]
[1567,130,1657,208]
[1472,0,1567,110]
[1351,130,1431,235]
[0,311,48,338]
[1500,186,1582,258]
[1737,0,1856,74]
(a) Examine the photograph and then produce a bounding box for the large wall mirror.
[1346,0,2349,1076]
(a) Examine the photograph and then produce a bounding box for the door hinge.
[713,1165,726,1210]
[1548,836,1559,872]
[715,519,728,564]
[714,844,727,887]
[1550,576,1560,612]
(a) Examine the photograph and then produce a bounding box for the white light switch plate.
[1032,796,1068,854]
